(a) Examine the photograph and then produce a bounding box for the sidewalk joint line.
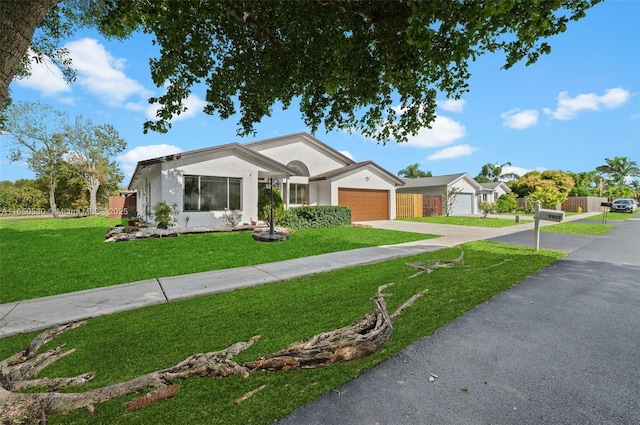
[0,301,22,322]
[156,278,169,302]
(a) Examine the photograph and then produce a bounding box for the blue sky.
[2,0,639,185]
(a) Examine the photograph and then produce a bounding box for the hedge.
[279,206,352,229]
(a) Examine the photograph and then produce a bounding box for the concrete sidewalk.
[0,212,599,338]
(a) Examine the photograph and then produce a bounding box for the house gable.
[246,133,355,177]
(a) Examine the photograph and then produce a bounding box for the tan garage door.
[338,188,389,222]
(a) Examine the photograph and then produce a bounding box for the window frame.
[183,175,242,212]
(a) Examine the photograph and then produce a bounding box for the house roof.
[128,142,299,189]
[479,181,512,192]
[400,173,481,189]
[309,161,405,186]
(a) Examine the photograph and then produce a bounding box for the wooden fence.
[396,193,442,219]
[561,196,608,212]
[517,196,608,213]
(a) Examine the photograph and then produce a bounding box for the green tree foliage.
[0,179,48,210]
[567,170,601,196]
[64,115,126,215]
[3,101,69,217]
[398,163,432,178]
[496,193,518,213]
[80,0,599,142]
[528,185,565,209]
[508,170,575,202]
[258,186,285,222]
[475,162,519,182]
[596,156,640,192]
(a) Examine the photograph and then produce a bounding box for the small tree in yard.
[442,186,463,217]
[64,116,126,216]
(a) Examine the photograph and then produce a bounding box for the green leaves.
[96,0,600,143]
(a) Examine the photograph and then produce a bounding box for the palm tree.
[476,162,520,182]
[398,163,432,178]
[596,157,640,186]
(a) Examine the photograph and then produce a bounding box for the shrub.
[279,206,352,229]
[496,193,518,213]
[153,201,179,228]
[257,187,285,222]
[477,200,497,218]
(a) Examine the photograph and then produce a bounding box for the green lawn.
[401,215,521,227]
[541,221,616,235]
[589,211,638,221]
[0,217,436,303]
[0,240,564,425]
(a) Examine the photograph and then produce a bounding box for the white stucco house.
[478,181,512,203]
[396,173,483,215]
[127,133,404,227]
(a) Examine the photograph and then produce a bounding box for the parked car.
[610,198,637,213]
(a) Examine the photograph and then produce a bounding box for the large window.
[184,175,241,211]
[289,183,309,204]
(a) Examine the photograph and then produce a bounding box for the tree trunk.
[0,0,60,105]
[87,176,100,216]
[48,175,58,218]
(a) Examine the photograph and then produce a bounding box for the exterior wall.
[328,167,398,220]
[170,155,261,228]
[252,138,349,176]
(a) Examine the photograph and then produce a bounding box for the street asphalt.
[1,212,638,425]
[276,214,640,425]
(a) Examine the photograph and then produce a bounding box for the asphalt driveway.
[276,217,640,424]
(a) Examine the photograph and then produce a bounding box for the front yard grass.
[0,240,564,425]
[541,221,616,235]
[0,217,436,303]
[589,211,638,221]
[401,215,521,227]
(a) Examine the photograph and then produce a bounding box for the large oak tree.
[2,1,601,142]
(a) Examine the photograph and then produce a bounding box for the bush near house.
[280,206,352,229]
[496,193,518,213]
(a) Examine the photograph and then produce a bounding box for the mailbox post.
[533,200,565,251]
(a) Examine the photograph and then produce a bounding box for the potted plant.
[126,207,140,227]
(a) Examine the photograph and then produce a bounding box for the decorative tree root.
[0,285,428,424]
[406,246,466,278]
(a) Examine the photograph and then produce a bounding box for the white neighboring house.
[397,173,483,216]
[128,132,404,227]
[478,181,512,204]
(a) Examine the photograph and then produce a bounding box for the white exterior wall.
[253,139,348,176]
[144,154,264,228]
[450,178,478,215]
[329,167,398,220]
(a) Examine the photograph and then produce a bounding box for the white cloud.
[65,38,151,107]
[501,108,539,129]
[146,93,206,122]
[13,50,71,96]
[427,144,476,161]
[339,150,354,161]
[118,144,182,180]
[543,88,630,120]
[404,115,466,148]
[438,99,466,113]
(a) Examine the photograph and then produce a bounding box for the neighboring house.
[397,173,483,215]
[478,181,512,204]
[128,132,404,227]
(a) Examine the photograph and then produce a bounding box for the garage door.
[338,188,389,221]
[451,193,474,215]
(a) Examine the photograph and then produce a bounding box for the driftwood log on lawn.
[0,285,427,424]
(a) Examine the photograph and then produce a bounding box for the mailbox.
[601,202,612,207]
[537,209,564,222]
